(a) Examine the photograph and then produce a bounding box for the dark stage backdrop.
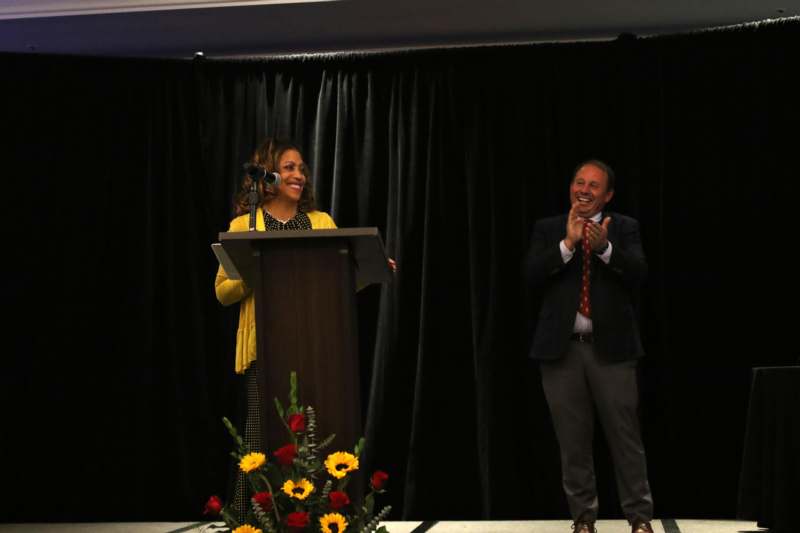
[1,20,797,523]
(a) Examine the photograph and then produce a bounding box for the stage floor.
[0,520,765,533]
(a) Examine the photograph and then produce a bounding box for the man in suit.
[526,160,653,533]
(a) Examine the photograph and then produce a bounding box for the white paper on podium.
[211,243,242,280]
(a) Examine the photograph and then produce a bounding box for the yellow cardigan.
[214,209,337,374]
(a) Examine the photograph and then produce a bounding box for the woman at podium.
[214,138,336,517]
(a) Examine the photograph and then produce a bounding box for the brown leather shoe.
[631,521,653,533]
[572,520,597,533]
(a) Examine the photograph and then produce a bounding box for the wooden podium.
[214,228,391,455]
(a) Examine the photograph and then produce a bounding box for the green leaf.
[222,417,247,454]
[354,437,366,457]
[317,433,336,450]
[274,397,285,419]
[365,492,375,515]
[289,371,298,407]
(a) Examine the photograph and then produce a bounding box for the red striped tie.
[579,220,592,318]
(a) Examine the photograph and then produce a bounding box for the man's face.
[569,163,614,218]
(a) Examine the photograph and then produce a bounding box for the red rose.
[286,511,310,530]
[371,470,389,490]
[252,491,273,511]
[288,413,306,432]
[203,495,223,515]
[274,444,298,466]
[328,490,350,510]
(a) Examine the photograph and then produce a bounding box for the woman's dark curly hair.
[233,138,317,216]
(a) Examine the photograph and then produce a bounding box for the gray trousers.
[540,340,653,523]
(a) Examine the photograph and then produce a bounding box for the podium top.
[214,227,392,288]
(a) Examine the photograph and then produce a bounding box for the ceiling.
[0,0,797,59]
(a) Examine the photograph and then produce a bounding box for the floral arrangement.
[203,372,390,533]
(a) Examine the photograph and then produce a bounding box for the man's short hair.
[573,159,616,192]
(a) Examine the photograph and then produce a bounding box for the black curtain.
[1,19,797,523]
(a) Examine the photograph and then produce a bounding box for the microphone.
[243,164,281,186]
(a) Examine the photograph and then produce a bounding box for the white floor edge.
[0,519,766,533]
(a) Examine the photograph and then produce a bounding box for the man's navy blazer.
[526,211,647,362]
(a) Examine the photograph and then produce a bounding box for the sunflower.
[232,526,262,533]
[282,478,314,500]
[324,451,359,479]
[239,452,267,473]
[320,512,349,533]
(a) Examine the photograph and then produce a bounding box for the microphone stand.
[247,179,260,231]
